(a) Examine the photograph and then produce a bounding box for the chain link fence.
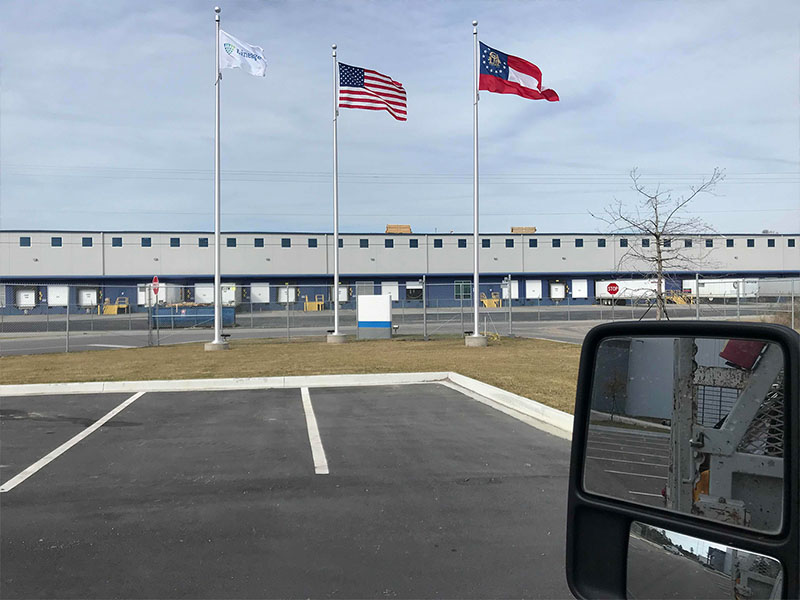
[1,277,797,354]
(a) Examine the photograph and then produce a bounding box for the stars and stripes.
[338,62,407,121]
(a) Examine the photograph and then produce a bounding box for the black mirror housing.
[566,321,800,600]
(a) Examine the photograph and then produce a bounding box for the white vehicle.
[595,279,659,305]
[682,278,759,301]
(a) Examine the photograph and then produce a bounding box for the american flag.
[338,62,407,121]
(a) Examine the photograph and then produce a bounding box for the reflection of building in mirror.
[628,522,782,600]
[586,337,785,533]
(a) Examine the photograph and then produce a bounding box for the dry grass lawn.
[0,337,582,414]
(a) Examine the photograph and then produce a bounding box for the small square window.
[338,238,344,248]
[767,239,775,248]
[254,238,264,248]
[552,238,561,248]
[433,239,443,248]
[227,238,237,248]
[726,239,734,248]
[112,237,122,247]
[789,239,796,248]
[51,237,62,247]
[360,239,369,248]
[199,237,209,248]
[410,239,419,248]
[482,239,490,248]
[281,238,291,248]
[747,239,755,248]
[529,239,538,248]
[141,237,152,247]
[684,239,692,248]
[170,237,180,248]
[505,239,514,248]
[82,237,93,248]
[619,239,628,248]
[384,239,393,248]
[641,239,649,248]
[309,238,318,248]
[663,239,671,248]
[458,238,467,248]
[19,236,31,247]
[597,238,606,248]
[575,238,584,248]
[705,239,713,248]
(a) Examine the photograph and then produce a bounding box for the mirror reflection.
[584,336,785,533]
[627,522,783,600]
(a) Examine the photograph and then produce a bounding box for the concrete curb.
[0,371,575,438]
[0,372,450,397]
[443,373,574,440]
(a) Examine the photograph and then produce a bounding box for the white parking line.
[300,387,329,475]
[604,469,667,480]
[629,491,664,498]
[0,392,146,493]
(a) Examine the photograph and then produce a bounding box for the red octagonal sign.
[607,282,619,295]
[152,275,159,295]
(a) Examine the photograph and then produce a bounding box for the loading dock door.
[15,288,36,308]
[572,279,588,299]
[47,285,69,307]
[501,279,519,300]
[78,288,98,307]
[381,281,399,301]
[550,282,566,300]
[525,280,542,299]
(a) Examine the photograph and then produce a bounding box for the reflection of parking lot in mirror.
[627,521,782,600]
[584,336,785,533]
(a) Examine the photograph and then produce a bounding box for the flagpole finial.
[214,6,221,12]
[473,20,478,26]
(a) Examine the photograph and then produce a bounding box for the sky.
[0,0,798,235]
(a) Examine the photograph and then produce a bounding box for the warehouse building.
[1,230,798,313]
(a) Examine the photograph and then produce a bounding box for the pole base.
[465,334,488,347]
[204,341,230,351]
[327,333,347,344]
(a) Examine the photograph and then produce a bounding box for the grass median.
[0,336,582,414]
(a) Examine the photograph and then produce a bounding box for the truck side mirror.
[566,321,799,599]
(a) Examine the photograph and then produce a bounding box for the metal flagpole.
[467,20,486,346]
[328,44,345,343]
[206,6,228,351]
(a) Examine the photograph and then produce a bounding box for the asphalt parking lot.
[1,383,572,599]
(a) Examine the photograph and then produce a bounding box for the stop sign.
[152,275,159,295]
[607,283,619,295]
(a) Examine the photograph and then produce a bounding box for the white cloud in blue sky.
[0,0,798,233]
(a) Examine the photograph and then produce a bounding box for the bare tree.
[592,168,725,320]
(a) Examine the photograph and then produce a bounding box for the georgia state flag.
[479,42,558,101]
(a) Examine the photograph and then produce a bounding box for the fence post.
[736,280,741,321]
[65,299,70,353]
[147,285,153,347]
[507,275,513,335]
[46,306,50,332]
[155,297,160,346]
[567,293,571,322]
[460,295,464,334]
[695,273,700,320]
[792,279,796,330]
[286,284,291,340]
[250,297,254,329]
[422,275,428,341]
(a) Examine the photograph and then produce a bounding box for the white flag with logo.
[219,30,267,77]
